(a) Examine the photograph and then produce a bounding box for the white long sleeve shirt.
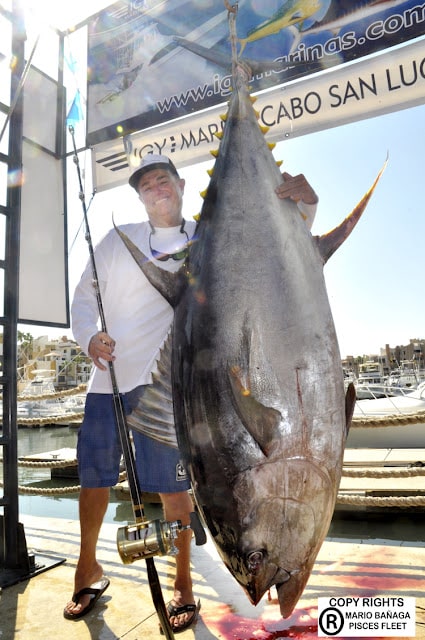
[71,220,196,393]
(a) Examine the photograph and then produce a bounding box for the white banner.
[92,37,425,192]
[318,596,416,637]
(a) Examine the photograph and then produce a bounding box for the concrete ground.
[0,510,424,640]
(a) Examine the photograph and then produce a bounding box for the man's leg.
[64,487,109,617]
[160,490,196,629]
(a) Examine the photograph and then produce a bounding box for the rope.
[342,467,425,478]
[0,471,127,495]
[337,493,425,507]
[17,412,84,427]
[352,410,425,427]
[17,383,87,402]
[7,485,425,504]
[17,459,77,468]
[1,466,424,504]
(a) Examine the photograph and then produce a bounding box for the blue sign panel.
[86,0,425,145]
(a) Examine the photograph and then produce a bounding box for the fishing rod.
[68,125,181,638]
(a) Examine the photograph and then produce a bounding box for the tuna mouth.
[244,549,292,605]
[276,569,309,619]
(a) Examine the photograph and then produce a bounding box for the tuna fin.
[316,158,387,264]
[345,382,356,436]
[228,365,281,457]
[113,221,187,308]
[127,331,179,449]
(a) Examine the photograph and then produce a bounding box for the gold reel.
[117,518,184,564]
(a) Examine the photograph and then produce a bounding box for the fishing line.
[68,191,95,254]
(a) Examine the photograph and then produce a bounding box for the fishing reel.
[117,512,207,564]
[117,518,187,564]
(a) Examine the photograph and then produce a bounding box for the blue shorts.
[77,388,190,493]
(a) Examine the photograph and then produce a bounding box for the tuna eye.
[247,550,265,571]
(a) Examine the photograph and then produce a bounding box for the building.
[342,338,425,381]
[18,335,92,390]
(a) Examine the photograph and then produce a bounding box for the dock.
[339,448,425,498]
[2,446,425,638]
[18,447,78,479]
[1,511,424,639]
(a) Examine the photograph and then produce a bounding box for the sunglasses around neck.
[148,220,189,262]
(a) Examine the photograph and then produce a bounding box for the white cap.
[129,154,179,190]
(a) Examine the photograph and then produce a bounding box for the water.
[2,426,425,542]
[6,425,134,524]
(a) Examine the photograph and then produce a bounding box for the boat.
[347,382,425,450]
[355,361,387,399]
[14,373,84,427]
[354,380,425,417]
[386,360,425,394]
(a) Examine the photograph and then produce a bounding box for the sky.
[5,1,425,359]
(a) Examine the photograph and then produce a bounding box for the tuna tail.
[316,157,387,265]
[113,221,188,308]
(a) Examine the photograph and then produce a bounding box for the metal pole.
[1,1,68,588]
[1,0,30,577]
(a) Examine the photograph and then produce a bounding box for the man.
[64,154,318,631]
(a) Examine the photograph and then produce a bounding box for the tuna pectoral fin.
[114,222,187,307]
[228,366,281,456]
[316,158,387,265]
[345,382,356,436]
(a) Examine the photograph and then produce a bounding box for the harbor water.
[11,425,134,525]
[6,424,425,543]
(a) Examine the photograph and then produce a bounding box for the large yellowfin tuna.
[115,9,385,619]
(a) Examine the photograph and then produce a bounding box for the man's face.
[137,168,185,227]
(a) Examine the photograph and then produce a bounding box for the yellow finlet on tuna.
[214,131,224,140]
[259,125,270,134]
[199,189,208,199]
[210,149,219,158]
[268,142,276,150]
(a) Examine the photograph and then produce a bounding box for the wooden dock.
[339,448,425,501]
[19,447,78,478]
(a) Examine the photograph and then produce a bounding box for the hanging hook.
[224,0,238,14]
[225,0,239,70]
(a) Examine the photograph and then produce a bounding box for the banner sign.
[92,36,425,191]
[87,0,425,147]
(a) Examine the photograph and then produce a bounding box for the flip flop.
[63,576,110,620]
[162,599,201,634]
